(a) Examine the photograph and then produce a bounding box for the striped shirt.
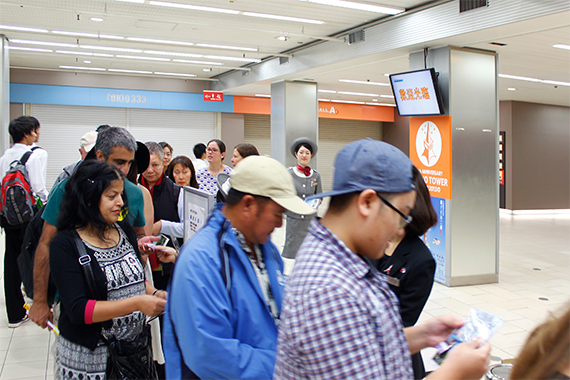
[274,218,413,379]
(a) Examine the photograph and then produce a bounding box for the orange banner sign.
[409,116,452,199]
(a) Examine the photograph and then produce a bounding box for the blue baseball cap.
[309,138,415,199]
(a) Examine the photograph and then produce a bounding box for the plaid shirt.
[274,218,413,379]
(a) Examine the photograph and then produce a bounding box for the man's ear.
[356,189,377,218]
[95,150,105,161]
[240,195,257,219]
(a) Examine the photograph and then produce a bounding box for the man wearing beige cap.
[163,155,315,380]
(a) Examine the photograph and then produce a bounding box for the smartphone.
[145,234,170,248]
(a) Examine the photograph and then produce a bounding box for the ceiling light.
[371,98,378,101]
[149,1,240,14]
[155,72,197,77]
[8,46,53,53]
[60,65,106,71]
[507,87,516,91]
[338,91,379,97]
[318,98,331,102]
[243,12,324,25]
[195,43,258,52]
[365,102,396,107]
[204,55,261,62]
[52,30,124,39]
[84,60,91,63]
[90,17,104,22]
[276,36,288,41]
[80,45,143,53]
[0,25,48,33]
[11,39,78,48]
[115,0,145,3]
[116,55,170,61]
[56,50,114,57]
[127,37,194,46]
[318,89,336,93]
[145,50,203,58]
[380,94,394,98]
[499,73,570,87]
[203,68,212,72]
[330,99,365,104]
[172,59,223,65]
[384,73,390,77]
[339,79,390,86]
[553,44,570,50]
[108,69,153,74]
[301,0,403,14]
[255,94,271,97]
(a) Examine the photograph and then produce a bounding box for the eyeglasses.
[376,193,413,228]
[206,148,219,153]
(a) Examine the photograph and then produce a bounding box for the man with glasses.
[274,139,491,379]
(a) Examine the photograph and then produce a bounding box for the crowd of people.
[1,116,568,380]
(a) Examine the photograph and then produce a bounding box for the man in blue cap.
[274,139,491,379]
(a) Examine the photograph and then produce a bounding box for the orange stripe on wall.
[233,96,394,122]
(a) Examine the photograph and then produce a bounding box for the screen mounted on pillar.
[390,68,445,116]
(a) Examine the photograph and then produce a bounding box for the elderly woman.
[196,139,233,196]
[281,137,322,259]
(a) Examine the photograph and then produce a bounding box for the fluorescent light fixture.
[553,44,570,50]
[330,99,365,104]
[339,79,390,86]
[203,68,212,72]
[255,94,271,97]
[172,59,223,65]
[52,30,124,39]
[91,17,104,22]
[155,72,197,77]
[116,54,170,61]
[80,45,143,53]
[84,60,91,63]
[380,94,394,98]
[149,1,240,14]
[499,73,570,87]
[507,87,516,91]
[301,0,403,14]
[318,98,331,102]
[60,65,106,71]
[276,36,288,41]
[127,37,194,46]
[108,69,153,74]
[144,50,203,58]
[338,91,379,97]
[11,39,78,48]
[365,102,396,107]
[196,43,258,52]
[0,25,48,33]
[8,46,53,53]
[318,89,336,93]
[56,50,114,57]
[243,12,324,24]
[116,0,145,3]
[204,55,261,62]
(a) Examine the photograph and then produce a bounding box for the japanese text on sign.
[399,87,430,101]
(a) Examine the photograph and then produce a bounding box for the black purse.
[73,233,158,380]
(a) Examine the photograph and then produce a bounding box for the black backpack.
[17,205,57,304]
[0,147,41,226]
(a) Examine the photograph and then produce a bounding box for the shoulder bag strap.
[73,232,104,300]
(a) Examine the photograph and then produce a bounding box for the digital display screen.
[390,68,444,116]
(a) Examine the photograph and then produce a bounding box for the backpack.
[0,147,40,226]
[17,205,57,304]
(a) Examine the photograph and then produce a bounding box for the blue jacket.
[163,205,286,379]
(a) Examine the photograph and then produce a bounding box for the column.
[409,46,499,286]
[0,36,9,153]
[270,81,318,169]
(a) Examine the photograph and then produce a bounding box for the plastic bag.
[106,324,158,380]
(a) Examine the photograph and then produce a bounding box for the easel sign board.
[183,186,215,243]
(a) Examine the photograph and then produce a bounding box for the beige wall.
[220,113,245,166]
[500,101,570,210]
[382,113,410,155]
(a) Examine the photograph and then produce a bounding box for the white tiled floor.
[0,212,569,379]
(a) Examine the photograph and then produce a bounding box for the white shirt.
[192,158,207,171]
[0,143,48,202]
[160,187,184,238]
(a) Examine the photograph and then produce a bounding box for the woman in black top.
[50,160,166,379]
[372,165,438,379]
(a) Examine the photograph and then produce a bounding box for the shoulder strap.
[73,232,104,300]
[19,146,41,166]
[217,219,232,296]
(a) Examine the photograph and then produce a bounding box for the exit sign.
[204,91,223,102]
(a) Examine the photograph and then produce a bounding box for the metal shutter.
[244,114,271,156]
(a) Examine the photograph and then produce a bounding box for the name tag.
[386,276,400,287]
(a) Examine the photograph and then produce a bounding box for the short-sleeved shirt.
[196,166,233,196]
[44,177,146,228]
[274,218,413,379]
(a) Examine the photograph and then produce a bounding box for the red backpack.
[0,147,40,226]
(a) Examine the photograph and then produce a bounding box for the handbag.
[73,232,158,380]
